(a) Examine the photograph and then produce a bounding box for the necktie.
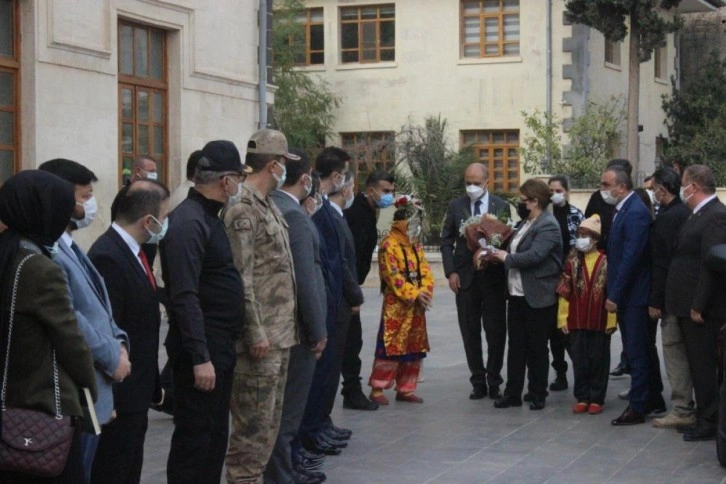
[474,200,482,216]
[612,208,619,222]
[138,249,157,289]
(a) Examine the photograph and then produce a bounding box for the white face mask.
[303,174,313,197]
[407,220,422,241]
[466,184,485,201]
[273,161,287,190]
[575,236,594,252]
[226,178,244,205]
[551,192,566,206]
[146,172,158,181]
[72,196,97,230]
[680,184,694,204]
[600,189,618,206]
[146,215,168,244]
[344,187,354,210]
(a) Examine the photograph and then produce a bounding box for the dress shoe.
[318,433,348,449]
[609,361,631,377]
[529,397,546,410]
[645,396,667,417]
[305,440,342,456]
[653,413,696,429]
[396,392,424,403]
[523,392,534,402]
[369,391,389,405]
[683,422,716,442]
[298,455,324,471]
[322,427,350,442]
[611,407,645,426]
[618,389,630,400]
[549,374,568,391]
[488,385,501,400]
[572,402,589,414]
[327,423,352,438]
[588,403,603,415]
[294,464,327,482]
[469,384,487,400]
[494,395,523,408]
[298,447,325,462]
[677,423,698,434]
[343,388,379,410]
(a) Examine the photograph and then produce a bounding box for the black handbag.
[0,254,73,477]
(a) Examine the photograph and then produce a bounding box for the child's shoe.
[572,402,589,414]
[588,403,603,414]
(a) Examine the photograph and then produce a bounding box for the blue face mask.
[375,190,394,208]
[146,215,168,244]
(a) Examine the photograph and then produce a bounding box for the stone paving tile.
[142,288,726,483]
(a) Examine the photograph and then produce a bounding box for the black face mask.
[517,202,530,220]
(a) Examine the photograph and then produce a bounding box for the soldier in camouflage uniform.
[224,129,299,483]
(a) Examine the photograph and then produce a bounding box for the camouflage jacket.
[223,183,298,351]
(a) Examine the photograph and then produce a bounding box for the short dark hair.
[606,158,633,177]
[605,167,634,190]
[520,178,551,209]
[643,175,653,183]
[652,167,681,196]
[315,147,350,178]
[548,175,569,191]
[115,180,170,224]
[244,152,278,173]
[365,170,395,188]
[684,164,716,194]
[38,158,98,185]
[282,148,312,187]
[186,150,203,181]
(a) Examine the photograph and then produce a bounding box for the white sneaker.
[652,413,696,429]
[618,389,630,400]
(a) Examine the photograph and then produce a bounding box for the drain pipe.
[545,0,553,169]
[258,0,268,129]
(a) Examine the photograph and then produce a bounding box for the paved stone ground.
[141,288,726,483]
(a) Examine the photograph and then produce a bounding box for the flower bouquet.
[464,213,514,270]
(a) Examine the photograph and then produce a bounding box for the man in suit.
[38,158,131,482]
[341,170,395,410]
[440,163,509,400]
[88,180,170,483]
[602,166,662,426]
[266,150,328,484]
[665,164,726,441]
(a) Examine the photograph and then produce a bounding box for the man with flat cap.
[161,140,251,484]
[224,129,299,483]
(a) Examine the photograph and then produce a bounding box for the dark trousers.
[322,315,350,415]
[503,297,555,399]
[680,316,721,423]
[265,345,318,484]
[570,330,611,404]
[455,275,507,388]
[549,317,569,375]
[166,355,234,484]
[619,305,651,414]
[647,317,664,402]
[91,412,148,484]
[341,313,364,394]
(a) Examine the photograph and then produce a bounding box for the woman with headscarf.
[0,170,97,483]
[368,195,434,405]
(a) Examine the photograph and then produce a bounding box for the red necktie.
[138,249,156,289]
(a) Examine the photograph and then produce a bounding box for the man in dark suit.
[266,151,328,484]
[341,171,395,410]
[665,165,726,441]
[89,180,170,483]
[440,163,510,400]
[602,166,662,426]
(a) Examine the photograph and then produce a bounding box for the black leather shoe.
[318,433,348,449]
[530,397,546,410]
[611,407,645,426]
[322,427,351,441]
[609,361,631,377]
[488,385,501,400]
[494,395,523,408]
[549,374,568,392]
[683,422,716,442]
[294,464,326,482]
[343,388,379,410]
[469,384,487,400]
[523,392,534,402]
[299,447,325,462]
[645,396,667,417]
[305,441,341,456]
[327,423,352,438]
[298,455,324,471]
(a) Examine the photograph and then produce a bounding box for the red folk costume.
[557,250,614,332]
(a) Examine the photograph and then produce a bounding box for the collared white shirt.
[330,200,344,217]
[470,191,490,217]
[507,220,531,297]
[59,232,76,259]
[111,222,145,272]
[693,194,717,214]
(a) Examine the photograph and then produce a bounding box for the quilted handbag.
[0,255,73,477]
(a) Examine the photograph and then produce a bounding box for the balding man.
[440,163,510,400]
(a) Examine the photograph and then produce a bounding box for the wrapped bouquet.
[461,213,514,270]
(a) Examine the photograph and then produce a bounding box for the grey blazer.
[504,212,563,308]
[54,237,129,424]
[270,190,327,345]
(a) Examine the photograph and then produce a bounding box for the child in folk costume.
[556,214,616,415]
[368,196,434,405]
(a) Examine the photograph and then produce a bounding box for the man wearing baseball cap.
[223,129,299,483]
[162,140,251,484]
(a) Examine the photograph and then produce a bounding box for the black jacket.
[649,197,690,310]
[585,190,615,252]
[344,193,378,283]
[89,227,162,413]
[160,188,245,368]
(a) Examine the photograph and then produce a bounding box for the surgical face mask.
[146,215,168,244]
[550,192,566,206]
[575,236,594,253]
[680,184,694,204]
[273,161,287,189]
[407,220,422,241]
[226,177,243,205]
[305,195,322,216]
[303,175,313,197]
[146,171,158,181]
[332,172,345,192]
[344,187,354,210]
[72,196,97,230]
[466,184,485,201]
[600,189,618,206]
[374,189,394,208]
